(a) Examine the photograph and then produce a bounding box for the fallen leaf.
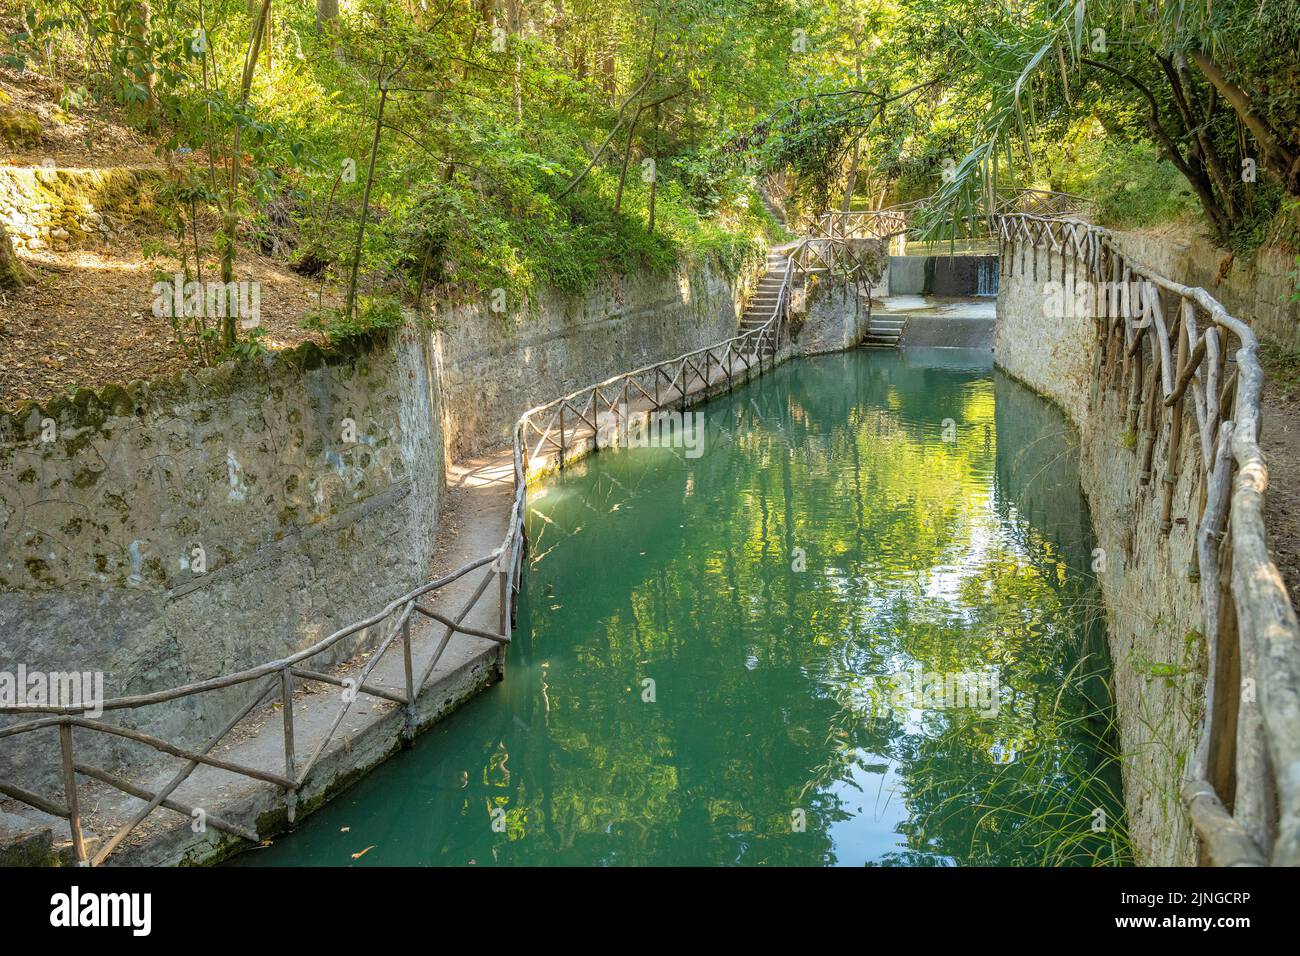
[351,845,376,859]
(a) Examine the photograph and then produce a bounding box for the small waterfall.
[976,258,999,296]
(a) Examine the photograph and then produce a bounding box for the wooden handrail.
[996,212,1300,867]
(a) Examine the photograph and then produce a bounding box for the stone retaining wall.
[1112,227,1299,352]
[0,326,445,791]
[432,257,761,461]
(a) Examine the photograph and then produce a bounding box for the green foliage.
[303,295,404,344]
[230,326,271,360]
[2,0,795,326]
[1044,127,1198,229]
[5,0,1298,327]
[912,0,1299,247]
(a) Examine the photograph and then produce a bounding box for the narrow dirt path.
[1260,366,1300,607]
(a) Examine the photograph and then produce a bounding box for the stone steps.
[861,314,905,348]
[738,251,792,333]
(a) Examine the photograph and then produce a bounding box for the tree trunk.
[613,107,640,214]
[506,0,522,122]
[842,139,860,215]
[0,220,29,290]
[647,102,659,233]
[221,0,273,348]
[841,43,864,215]
[615,22,658,215]
[345,82,389,320]
[1082,57,1233,243]
[134,3,159,132]
[1190,51,1299,193]
[1165,54,1238,221]
[316,0,338,34]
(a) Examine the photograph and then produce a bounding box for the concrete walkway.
[0,453,514,866]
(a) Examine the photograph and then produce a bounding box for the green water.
[237,349,1125,867]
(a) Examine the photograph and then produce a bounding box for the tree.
[316,0,339,34]
[0,221,29,290]
[914,0,1300,247]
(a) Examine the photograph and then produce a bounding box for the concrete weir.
[872,295,995,349]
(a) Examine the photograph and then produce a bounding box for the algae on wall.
[0,166,158,253]
[0,102,40,149]
[0,325,445,793]
[0,219,27,289]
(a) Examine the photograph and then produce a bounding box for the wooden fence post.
[401,613,416,741]
[558,405,566,468]
[280,666,298,822]
[498,567,510,640]
[59,721,87,865]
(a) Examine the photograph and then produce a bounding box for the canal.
[236,348,1126,866]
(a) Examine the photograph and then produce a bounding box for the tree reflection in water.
[238,349,1128,868]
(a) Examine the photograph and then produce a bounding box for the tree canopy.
[2,0,1296,342]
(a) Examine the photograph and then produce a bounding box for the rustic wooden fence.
[513,226,889,477]
[997,212,1300,867]
[14,204,1279,868]
[815,189,1088,246]
[0,215,896,866]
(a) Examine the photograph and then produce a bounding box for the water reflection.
[237,349,1125,867]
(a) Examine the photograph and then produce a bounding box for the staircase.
[759,176,789,227]
[861,311,905,348]
[759,191,787,228]
[739,249,792,337]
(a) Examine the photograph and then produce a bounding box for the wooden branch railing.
[0,547,513,866]
[515,255,801,479]
[814,207,910,242]
[992,188,1091,219]
[0,221,847,867]
[997,212,1300,867]
[818,189,1090,247]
